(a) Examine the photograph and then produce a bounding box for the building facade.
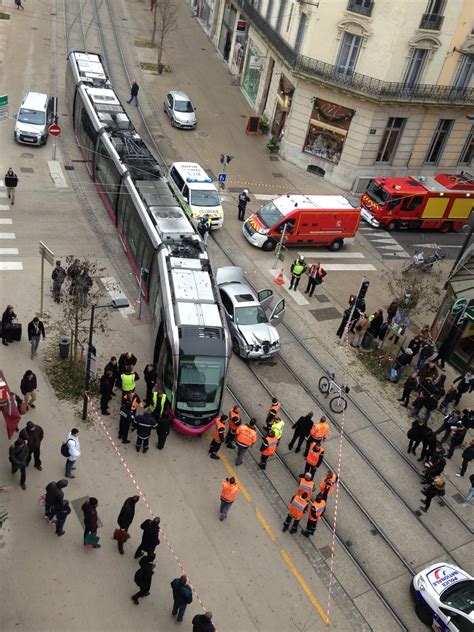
[199,0,474,189]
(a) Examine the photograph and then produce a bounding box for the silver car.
[216,266,285,360]
[163,91,197,129]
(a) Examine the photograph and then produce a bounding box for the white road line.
[254,194,277,200]
[378,245,405,251]
[0,192,7,198]
[48,161,68,188]
[0,248,19,255]
[0,233,15,239]
[0,218,13,224]
[0,205,10,211]
[366,238,400,244]
[100,276,135,317]
[0,262,23,271]
[0,180,3,187]
[411,243,459,249]
[381,252,410,258]
[268,270,309,306]
[297,251,366,259]
[322,263,377,271]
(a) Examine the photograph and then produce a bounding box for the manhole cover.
[20,153,34,159]
[314,294,330,303]
[198,132,208,138]
[272,172,283,178]
[310,307,341,321]
[20,167,34,173]
[269,156,279,161]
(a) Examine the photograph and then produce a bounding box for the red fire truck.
[360,173,473,232]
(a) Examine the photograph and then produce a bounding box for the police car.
[411,563,474,630]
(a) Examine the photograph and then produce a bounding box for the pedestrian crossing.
[0,179,23,272]
[358,225,410,259]
[297,250,377,271]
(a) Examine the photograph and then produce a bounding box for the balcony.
[347,0,373,17]
[419,13,444,30]
[234,0,473,105]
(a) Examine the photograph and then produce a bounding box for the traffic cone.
[275,267,285,285]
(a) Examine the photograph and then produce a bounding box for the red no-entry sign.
[48,124,61,137]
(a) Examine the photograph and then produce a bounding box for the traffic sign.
[0,95,8,121]
[218,172,227,183]
[39,241,55,265]
[48,124,61,137]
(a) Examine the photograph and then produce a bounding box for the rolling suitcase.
[9,323,22,342]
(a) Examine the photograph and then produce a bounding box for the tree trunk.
[151,5,157,45]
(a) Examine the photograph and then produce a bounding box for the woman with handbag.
[115,495,140,554]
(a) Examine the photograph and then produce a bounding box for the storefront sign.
[236,20,247,32]
[249,55,264,69]
[452,297,474,320]
[303,98,354,165]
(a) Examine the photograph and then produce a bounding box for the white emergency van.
[168,162,224,229]
[14,92,54,146]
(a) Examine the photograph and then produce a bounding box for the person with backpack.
[170,575,193,623]
[131,554,155,605]
[62,428,81,478]
[4,167,19,202]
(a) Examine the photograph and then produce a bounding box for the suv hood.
[238,323,279,348]
[15,121,44,135]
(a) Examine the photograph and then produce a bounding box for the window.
[169,167,184,191]
[386,195,402,210]
[376,117,406,163]
[425,119,453,164]
[347,0,373,17]
[452,55,474,89]
[401,196,423,211]
[335,32,362,77]
[176,356,225,414]
[294,12,307,54]
[458,127,473,165]
[95,138,122,214]
[276,0,286,32]
[266,0,274,21]
[403,48,428,87]
[286,3,293,33]
[219,290,234,316]
[420,0,445,29]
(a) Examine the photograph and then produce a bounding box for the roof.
[274,194,357,215]
[21,92,48,108]
[73,52,107,83]
[220,283,257,306]
[169,91,192,101]
[448,242,474,297]
[376,173,474,195]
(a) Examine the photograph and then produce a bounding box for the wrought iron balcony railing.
[419,13,444,30]
[347,0,373,17]
[235,0,472,105]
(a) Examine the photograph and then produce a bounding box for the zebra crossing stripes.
[297,250,377,271]
[358,226,409,259]
[0,181,22,272]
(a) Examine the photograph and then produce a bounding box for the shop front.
[271,75,295,141]
[196,0,214,32]
[218,1,238,61]
[303,98,355,165]
[241,39,266,106]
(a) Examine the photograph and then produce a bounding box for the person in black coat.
[143,364,157,407]
[421,445,446,484]
[457,440,474,477]
[420,476,445,512]
[398,373,418,407]
[434,410,461,443]
[119,351,138,374]
[20,370,38,408]
[418,428,437,462]
[288,412,314,453]
[134,413,157,453]
[99,370,114,415]
[44,479,68,519]
[134,517,160,559]
[55,499,71,536]
[19,421,44,469]
[2,305,17,345]
[116,495,140,554]
[156,406,172,450]
[4,167,19,204]
[131,553,155,604]
[407,418,429,455]
[453,369,474,406]
[432,337,452,369]
[170,575,193,623]
[9,438,29,489]
[104,356,119,394]
[446,422,468,459]
[192,612,216,632]
[82,497,100,548]
[407,336,422,357]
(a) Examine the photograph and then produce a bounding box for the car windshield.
[174,100,194,113]
[440,580,474,615]
[257,201,284,228]
[235,305,268,326]
[176,355,225,414]
[191,190,221,207]
[367,180,390,205]
[17,108,45,125]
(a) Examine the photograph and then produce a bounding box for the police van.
[168,162,224,229]
[411,563,474,630]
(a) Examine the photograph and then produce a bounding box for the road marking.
[0,192,7,198]
[280,549,331,625]
[255,507,276,541]
[297,251,366,259]
[323,263,376,271]
[217,448,253,502]
[253,193,277,200]
[47,160,68,188]
[0,262,23,270]
[269,269,309,305]
[378,245,405,250]
[0,248,19,255]
[411,243,459,249]
[367,238,399,244]
[0,218,12,224]
[100,276,135,317]
[0,233,15,239]
[0,180,3,186]
[0,205,10,211]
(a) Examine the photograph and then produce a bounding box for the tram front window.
[176,355,225,413]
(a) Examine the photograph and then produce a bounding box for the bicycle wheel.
[330,395,347,414]
[318,375,330,396]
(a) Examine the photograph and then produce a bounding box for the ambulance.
[168,162,224,229]
[242,194,360,251]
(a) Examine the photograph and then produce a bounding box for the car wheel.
[414,600,433,626]
[385,220,398,231]
[439,222,451,234]
[262,239,277,252]
[329,239,343,252]
[232,338,240,355]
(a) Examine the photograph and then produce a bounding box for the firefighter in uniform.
[297,472,315,499]
[259,430,278,470]
[302,493,327,537]
[304,416,329,456]
[225,405,241,449]
[304,263,327,297]
[119,365,140,396]
[320,471,338,500]
[219,476,240,521]
[304,438,325,478]
[288,256,307,291]
[235,418,257,466]
[119,392,142,444]
[148,387,168,418]
[209,414,227,460]
[133,412,158,453]
[283,491,309,534]
[265,397,281,429]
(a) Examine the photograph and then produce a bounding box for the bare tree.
[381,266,443,319]
[150,0,178,70]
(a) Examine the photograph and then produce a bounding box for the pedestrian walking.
[259,429,278,470]
[398,373,418,407]
[4,167,19,204]
[27,316,45,359]
[237,189,250,221]
[134,412,157,453]
[20,370,38,409]
[453,369,474,406]
[170,575,193,623]
[446,421,468,459]
[288,256,307,291]
[192,612,215,632]
[219,476,240,521]
[304,439,324,478]
[143,364,157,407]
[225,405,241,448]
[461,474,474,506]
[104,356,119,395]
[456,440,474,478]
[81,497,101,548]
[434,410,461,443]
[9,438,29,490]
[119,391,141,444]
[235,418,257,466]
[134,517,161,559]
[1,304,17,346]
[209,414,227,460]
[302,493,326,537]
[319,471,338,500]
[432,338,451,369]
[63,428,81,478]
[288,411,313,453]
[304,263,326,298]
[421,445,446,484]
[115,495,140,555]
[51,261,67,303]
[420,476,445,513]
[44,479,68,520]
[282,491,309,534]
[156,406,172,450]
[406,418,429,456]
[19,420,44,469]
[127,80,139,106]
[131,553,155,604]
[99,369,114,415]
[55,500,71,536]
[197,215,211,243]
[265,397,280,429]
[15,0,25,9]
[297,472,315,499]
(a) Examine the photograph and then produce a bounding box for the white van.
[168,162,224,229]
[14,92,54,146]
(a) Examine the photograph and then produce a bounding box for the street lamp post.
[81,298,130,420]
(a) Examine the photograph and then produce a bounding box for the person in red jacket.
[81,497,100,548]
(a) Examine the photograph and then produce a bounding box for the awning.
[309,119,348,136]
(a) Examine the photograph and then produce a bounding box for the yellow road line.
[219,450,252,502]
[280,549,331,626]
[255,507,276,541]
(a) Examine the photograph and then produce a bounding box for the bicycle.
[318,373,350,414]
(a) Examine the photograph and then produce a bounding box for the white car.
[163,91,197,129]
[411,563,474,630]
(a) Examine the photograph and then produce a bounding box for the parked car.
[163,91,197,129]
[216,266,285,360]
[14,92,54,146]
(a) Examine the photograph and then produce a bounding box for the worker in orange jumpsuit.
[259,430,278,470]
[209,414,227,460]
[302,493,327,537]
[219,476,240,521]
[282,491,309,534]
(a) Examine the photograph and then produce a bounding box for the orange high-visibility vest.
[306,443,324,466]
[228,409,241,432]
[236,425,257,447]
[320,473,337,496]
[262,435,278,456]
[308,499,326,522]
[268,401,280,418]
[221,480,240,503]
[298,477,315,498]
[288,494,308,520]
[213,417,226,442]
[310,421,329,442]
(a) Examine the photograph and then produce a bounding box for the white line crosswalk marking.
[0,248,19,255]
[0,262,23,270]
[0,233,15,239]
[297,251,366,259]
[0,218,13,224]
